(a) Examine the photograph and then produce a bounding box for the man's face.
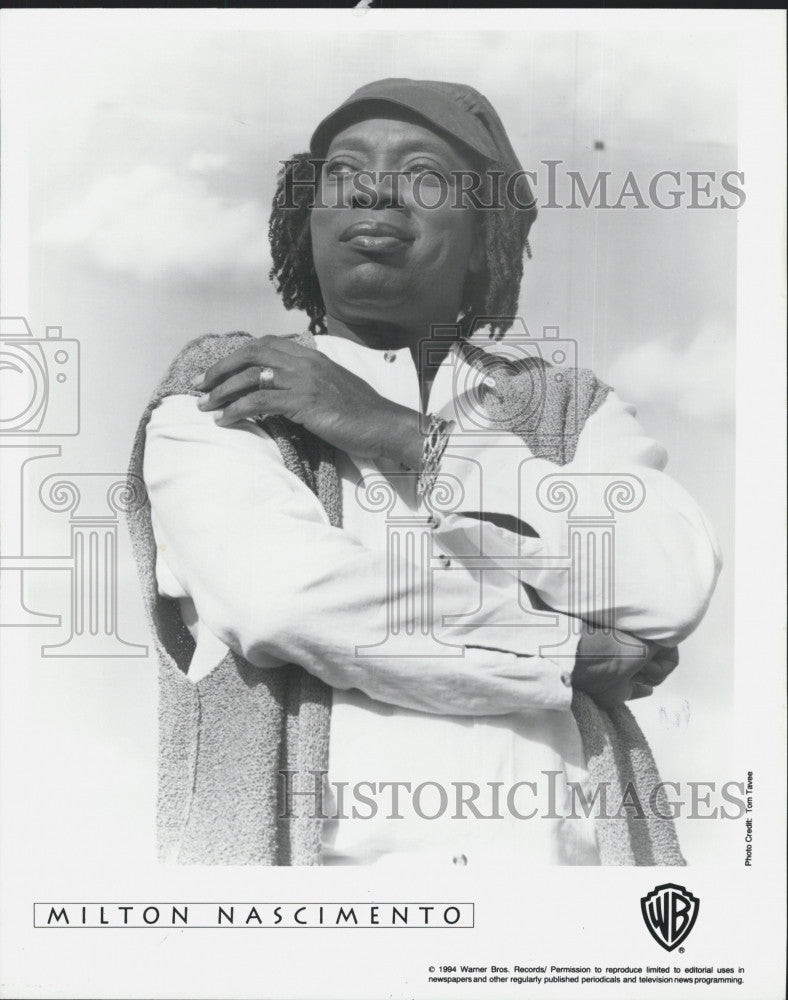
[309,113,483,335]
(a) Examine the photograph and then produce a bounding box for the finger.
[197,366,289,411]
[193,336,290,391]
[213,390,289,427]
[635,650,680,686]
[623,635,650,660]
[657,644,680,667]
[642,639,679,664]
[256,334,312,357]
[628,682,654,700]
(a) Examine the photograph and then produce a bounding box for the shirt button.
[560,672,573,687]
[383,350,397,363]
[452,853,468,866]
[438,553,451,567]
[428,514,442,529]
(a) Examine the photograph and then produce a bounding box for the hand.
[194,335,423,468]
[572,627,679,708]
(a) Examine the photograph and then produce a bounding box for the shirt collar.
[313,333,484,416]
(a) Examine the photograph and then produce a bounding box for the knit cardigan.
[127,330,685,867]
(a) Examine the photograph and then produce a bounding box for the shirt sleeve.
[434,391,723,645]
[143,395,578,713]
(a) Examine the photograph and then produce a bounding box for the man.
[129,79,721,866]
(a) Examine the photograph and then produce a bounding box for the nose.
[350,169,404,210]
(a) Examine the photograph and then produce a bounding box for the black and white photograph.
[0,8,785,999]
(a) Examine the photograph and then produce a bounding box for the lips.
[339,219,415,251]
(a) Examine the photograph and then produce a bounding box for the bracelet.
[417,414,455,502]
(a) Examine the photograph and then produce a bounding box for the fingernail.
[197,393,209,408]
[212,410,225,424]
[483,375,497,388]
[192,373,205,388]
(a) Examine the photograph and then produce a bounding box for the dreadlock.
[268,151,531,339]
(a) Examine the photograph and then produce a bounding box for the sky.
[2,13,740,866]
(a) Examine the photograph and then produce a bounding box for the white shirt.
[143,333,722,867]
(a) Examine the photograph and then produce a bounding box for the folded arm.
[435,391,723,645]
[143,395,582,715]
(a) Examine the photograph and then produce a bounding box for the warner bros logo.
[641,883,700,952]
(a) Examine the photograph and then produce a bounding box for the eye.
[325,159,359,177]
[403,161,446,179]
[401,162,450,190]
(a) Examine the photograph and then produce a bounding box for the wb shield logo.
[641,884,700,951]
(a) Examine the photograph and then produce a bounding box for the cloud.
[606,326,735,423]
[187,152,230,174]
[41,164,270,283]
